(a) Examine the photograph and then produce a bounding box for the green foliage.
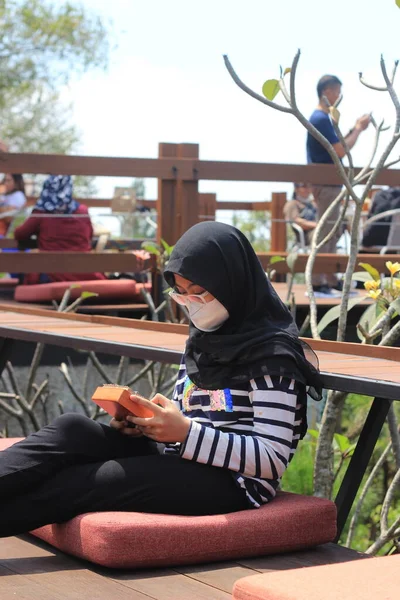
[2,87,79,154]
[262,79,280,101]
[232,210,270,251]
[269,255,286,265]
[281,437,315,495]
[359,262,380,282]
[0,1,110,159]
[0,0,109,99]
[317,296,365,335]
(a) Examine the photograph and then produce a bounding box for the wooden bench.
[256,252,400,273]
[0,249,398,274]
[0,303,399,539]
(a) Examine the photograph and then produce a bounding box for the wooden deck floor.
[0,535,367,599]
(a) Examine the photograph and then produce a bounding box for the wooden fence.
[2,142,400,250]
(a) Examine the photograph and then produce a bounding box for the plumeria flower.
[386,261,400,276]
[364,280,380,291]
[394,279,400,289]
[368,289,382,300]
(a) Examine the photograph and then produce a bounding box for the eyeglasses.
[169,289,210,306]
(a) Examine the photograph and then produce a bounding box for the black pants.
[0,414,248,537]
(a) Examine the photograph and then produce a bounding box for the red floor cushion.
[0,277,19,288]
[0,438,337,569]
[14,280,151,303]
[232,554,400,600]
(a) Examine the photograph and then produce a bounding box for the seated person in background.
[14,175,105,285]
[283,183,317,247]
[0,174,27,236]
[361,187,400,248]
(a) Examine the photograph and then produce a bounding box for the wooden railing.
[2,142,400,249]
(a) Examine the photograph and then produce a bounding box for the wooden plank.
[0,564,68,600]
[106,568,231,599]
[237,543,368,572]
[0,536,151,599]
[2,304,400,363]
[25,196,272,211]
[2,152,400,187]
[272,282,371,307]
[0,251,156,273]
[177,562,259,594]
[257,252,400,273]
[0,303,188,334]
[196,160,400,186]
[1,153,194,179]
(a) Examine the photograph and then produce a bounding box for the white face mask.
[187,297,229,332]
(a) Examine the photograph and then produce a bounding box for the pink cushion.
[14,280,151,303]
[0,437,336,569]
[0,277,19,287]
[232,555,400,600]
[0,438,24,450]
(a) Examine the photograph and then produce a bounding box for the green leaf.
[284,67,291,76]
[80,292,99,300]
[356,302,384,341]
[262,79,280,101]
[352,271,373,283]
[334,433,351,453]
[286,250,298,273]
[329,106,340,123]
[389,297,400,315]
[307,429,319,440]
[270,255,286,265]
[317,296,365,335]
[397,0,400,8]
[141,243,160,256]
[160,238,174,256]
[359,262,380,282]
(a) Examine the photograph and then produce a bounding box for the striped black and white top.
[170,358,305,508]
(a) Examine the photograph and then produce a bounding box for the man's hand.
[355,114,371,131]
[127,393,191,443]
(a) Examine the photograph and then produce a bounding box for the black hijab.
[164,222,322,401]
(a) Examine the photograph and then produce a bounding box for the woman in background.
[14,175,105,284]
[0,174,27,236]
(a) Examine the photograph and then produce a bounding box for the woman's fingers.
[129,394,165,416]
[121,426,143,437]
[110,417,143,437]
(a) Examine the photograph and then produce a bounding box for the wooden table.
[0,304,399,538]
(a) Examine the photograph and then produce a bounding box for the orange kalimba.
[92,385,154,420]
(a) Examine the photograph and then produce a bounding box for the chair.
[286,221,309,253]
[360,208,400,254]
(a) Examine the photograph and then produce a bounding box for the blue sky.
[66,0,400,204]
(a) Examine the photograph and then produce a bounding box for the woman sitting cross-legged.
[0,222,321,537]
[14,175,105,284]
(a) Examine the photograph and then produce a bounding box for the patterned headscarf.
[35,175,78,214]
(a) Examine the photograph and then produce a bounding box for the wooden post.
[199,193,217,222]
[156,142,199,246]
[270,192,287,253]
[157,143,178,246]
[175,143,199,240]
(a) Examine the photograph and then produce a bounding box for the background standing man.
[307,74,370,296]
